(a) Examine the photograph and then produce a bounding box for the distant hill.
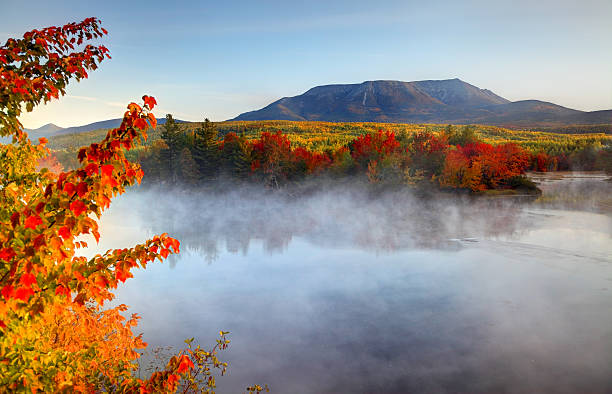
[232,79,611,127]
[25,123,64,135]
[25,117,184,137]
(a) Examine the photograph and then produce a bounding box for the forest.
[52,117,609,193]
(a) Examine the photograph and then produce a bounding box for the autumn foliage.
[141,117,541,191]
[349,130,401,165]
[243,128,533,191]
[440,143,531,191]
[0,19,242,393]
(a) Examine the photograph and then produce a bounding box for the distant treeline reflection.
[133,185,535,263]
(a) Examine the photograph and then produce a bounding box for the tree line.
[140,120,596,192]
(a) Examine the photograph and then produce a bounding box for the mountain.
[25,123,64,135]
[231,79,611,127]
[25,117,183,137]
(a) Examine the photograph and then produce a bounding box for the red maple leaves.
[24,215,42,229]
[0,248,16,261]
[350,130,400,164]
[70,200,87,217]
[19,273,36,287]
[142,95,157,110]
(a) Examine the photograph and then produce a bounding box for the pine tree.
[192,118,220,181]
[160,114,184,183]
[220,132,251,179]
[179,147,200,185]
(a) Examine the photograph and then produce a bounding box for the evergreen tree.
[138,141,169,184]
[192,118,220,181]
[160,114,184,183]
[220,132,251,179]
[179,147,200,185]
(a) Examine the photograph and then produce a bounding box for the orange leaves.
[166,373,179,387]
[24,215,43,229]
[162,237,180,253]
[142,95,156,110]
[94,275,109,289]
[439,142,530,190]
[101,175,119,188]
[134,118,148,130]
[101,164,114,177]
[58,226,71,240]
[115,268,131,283]
[55,285,70,298]
[0,18,191,392]
[147,113,157,129]
[69,200,87,217]
[176,355,195,374]
[97,194,111,210]
[127,102,141,112]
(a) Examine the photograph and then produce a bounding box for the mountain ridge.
[231,79,611,127]
[24,117,184,137]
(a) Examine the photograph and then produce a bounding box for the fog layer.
[86,172,612,393]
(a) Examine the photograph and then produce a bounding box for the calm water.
[84,173,612,393]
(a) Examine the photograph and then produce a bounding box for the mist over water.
[88,172,612,393]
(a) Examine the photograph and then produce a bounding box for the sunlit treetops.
[125,118,611,190]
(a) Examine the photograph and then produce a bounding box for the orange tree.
[0,18,259,393]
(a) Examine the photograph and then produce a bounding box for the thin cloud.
[66,95,196,121]
[65,95,126,108]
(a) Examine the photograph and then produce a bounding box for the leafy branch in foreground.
[1,18,266,393]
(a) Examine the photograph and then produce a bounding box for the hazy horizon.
[3,0,611,129]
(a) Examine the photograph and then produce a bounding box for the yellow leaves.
[3,182,19,198]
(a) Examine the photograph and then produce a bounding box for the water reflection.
[128,185,541,264]
[97,173,612,393]
[530,171,612,212]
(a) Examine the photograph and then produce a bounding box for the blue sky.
[3,0,611,128]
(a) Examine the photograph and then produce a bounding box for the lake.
[83,172,612,393]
